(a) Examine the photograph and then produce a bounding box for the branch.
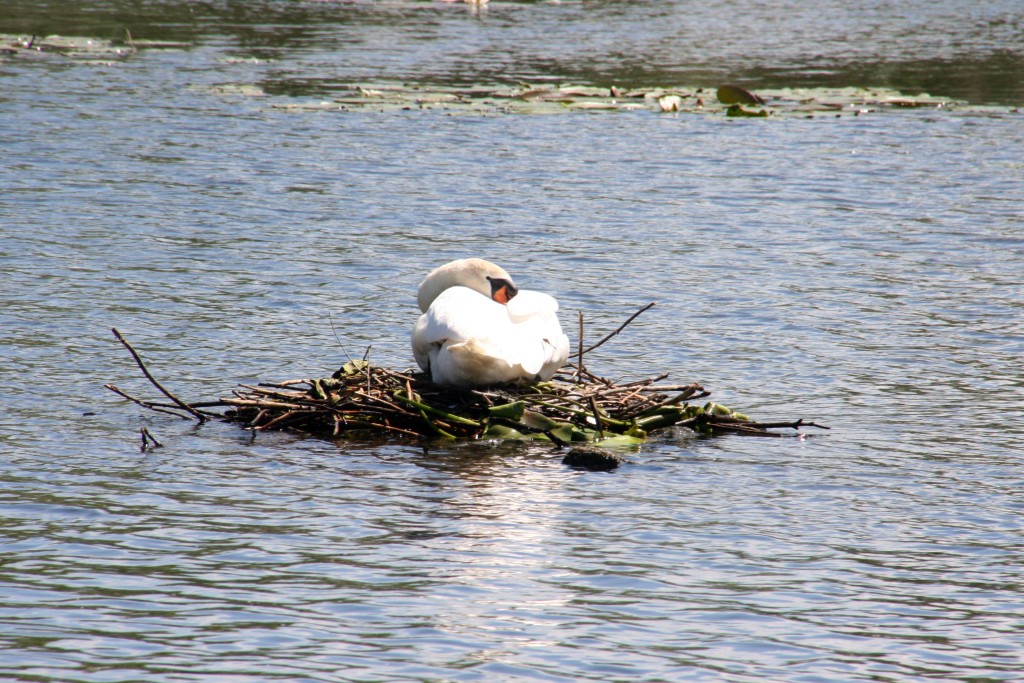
[575,309,584,382]
[582,302,656,354]
[140,426,163,451]
[744,419,831,431]
[105,384,193,419]
[110,328,207,423]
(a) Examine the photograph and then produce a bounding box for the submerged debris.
[562,445,627,471]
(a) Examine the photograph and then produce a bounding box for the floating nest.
[210,361,824,444]
[106,311,828,452]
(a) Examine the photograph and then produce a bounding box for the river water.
[2,2,1023,682]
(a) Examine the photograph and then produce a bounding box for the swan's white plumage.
[412,259,570,388]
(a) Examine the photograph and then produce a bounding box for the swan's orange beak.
[487,277,518,305]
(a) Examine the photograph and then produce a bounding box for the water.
[2,2,1023,681]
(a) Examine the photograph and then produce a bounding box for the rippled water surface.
[2,2,1023,682]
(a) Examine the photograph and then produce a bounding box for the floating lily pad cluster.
[0,33,189,62]
[268,81,964,118]
[2,33,987,117]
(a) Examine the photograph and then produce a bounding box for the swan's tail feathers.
[519,345,546,377]
[536,333,571,380]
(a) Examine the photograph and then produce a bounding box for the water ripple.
[2,4,1024,682]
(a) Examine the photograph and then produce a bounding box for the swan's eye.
[487,277,518,304]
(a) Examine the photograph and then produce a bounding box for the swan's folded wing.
[506,290,570,379]
[506,290,559,321]
[419,287,512,340]
[411,286,522,381]
[411,286,569,386]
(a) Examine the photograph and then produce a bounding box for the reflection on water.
[2,1,1024,682]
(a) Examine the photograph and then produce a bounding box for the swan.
[412,258,570,388]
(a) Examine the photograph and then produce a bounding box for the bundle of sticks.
[216,360,720,442]
[106,309,828,444]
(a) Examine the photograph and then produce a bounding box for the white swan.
[412,258,570,388]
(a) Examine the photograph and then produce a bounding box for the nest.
[221,361,719,443]
[106,313,827,449]
[212,361,823,443]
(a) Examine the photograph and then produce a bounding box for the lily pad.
[717,84,766,105]
[251,80,980,119]
[0,33,191,62]
[726,104,769,118]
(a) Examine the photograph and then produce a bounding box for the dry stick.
[714,424,784,437]
[581,302,656,355]
[250,408,270,428]
[744,419,831,431]
[576,309,584,383]
[222,397,302,410]
[620,374,672,388]
[140,426,163,449]
[142,401,224,419]
[258,409,308,431]
[239,384,308,400]
[353,388,408,415]
[111,328,207,423]
[603,387,662,415]
[593,377,672,397]
[566,363,611,386]
[588,395,605,440]
[619,385,710,418]
[105,383,193,420]
[382,368,420,383]
[364,347,372,394]
[327,312,355,365]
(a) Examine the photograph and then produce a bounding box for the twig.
[576,309,584,383]
[712,423,785,437]
[362,346,372,393]
[743,419,830,431]
[327,312,354,364]
[249,408,269,428]
[618,374,671,388]
[582,302,656,354]
[588,395,605,440]
[105,383,193,420]
[257,409,308,431]
[635,384,708,413]
[111,328,207,423]
[140,426,163,450]
[223,397,302,410]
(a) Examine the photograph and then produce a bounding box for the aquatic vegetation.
[3,33,996,118]
[0,32,189,62]
[265,81,969,118]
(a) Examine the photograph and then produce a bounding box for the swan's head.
[417,258,519,312]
